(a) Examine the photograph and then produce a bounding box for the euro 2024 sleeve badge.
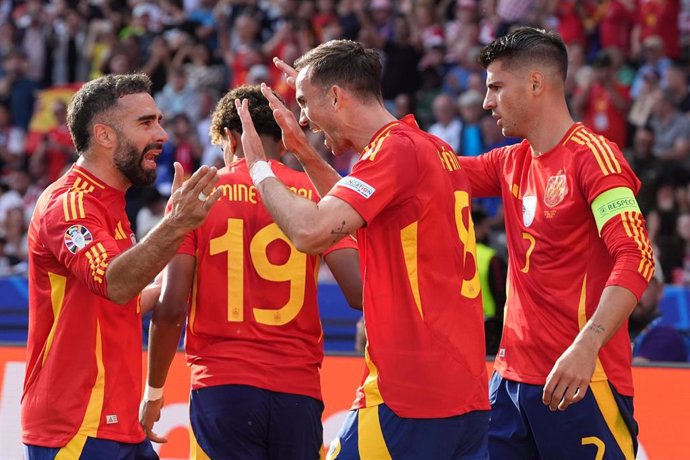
[64,224,93,254]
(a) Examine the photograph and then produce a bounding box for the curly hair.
[479,27,568,82]
[67,73,152,154]
[209,85,283,146]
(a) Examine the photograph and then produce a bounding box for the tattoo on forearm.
[330,220,348,243]
[588,323,606,335]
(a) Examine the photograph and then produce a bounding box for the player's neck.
[346,105,397,152]
[527,110,574,157]
[76,153,130,192]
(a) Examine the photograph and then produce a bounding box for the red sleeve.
[601,212,654,300]
[577,139,652,299]
[178,229,197,256]
[321,234,358,257]
[329,132,418,223]
[39,192,124,299]
[457,147,509,197]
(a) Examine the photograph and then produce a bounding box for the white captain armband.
[591,187,641,235]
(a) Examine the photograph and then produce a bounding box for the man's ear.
[332,85,342,109]
[92,123,115,148]
[225,127,238,154]
[530,71,546,95]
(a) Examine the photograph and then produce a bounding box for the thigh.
[523,380,638,460]
[189,384,270,460]
[488,373,540,460]
[267,391,324,460]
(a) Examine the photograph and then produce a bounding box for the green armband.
[591,187,640,235]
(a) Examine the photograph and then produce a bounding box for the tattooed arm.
[256,177,365,254]
[542,285,637,411]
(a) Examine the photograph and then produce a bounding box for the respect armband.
[591,187,640,235]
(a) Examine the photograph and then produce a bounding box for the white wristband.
[249,160,276,185]
[144,384,163,401]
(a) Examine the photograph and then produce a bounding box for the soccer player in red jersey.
[458,28,654,459]
[22,74,220,459]
[138,85,362,459]
[236,40,490,459]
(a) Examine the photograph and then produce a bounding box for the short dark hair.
[479,27,568,82]
[209,85,283,146]
[67,73,152,154]
[294,39,383,102]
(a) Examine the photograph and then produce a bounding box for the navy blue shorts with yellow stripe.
[24,437,158,460]
[326,403,489,460]
[189,384,324,460]
[489,372,638,460]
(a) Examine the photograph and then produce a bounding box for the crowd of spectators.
[1,0,690,293]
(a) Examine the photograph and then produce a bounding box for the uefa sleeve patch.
[64,224,94,254]
[591,187,640,235]
[336,176,376,199]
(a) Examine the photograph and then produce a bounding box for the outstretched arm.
[106,163,220,304]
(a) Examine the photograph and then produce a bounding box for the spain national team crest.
[64,224,93,254]
[544,173,567,208]
[522,195,537,227]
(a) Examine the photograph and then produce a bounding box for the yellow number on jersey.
[520,232,536,274]
[209,219,307,326]
[454,191,480,299]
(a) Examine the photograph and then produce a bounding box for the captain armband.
[591,187,641,235]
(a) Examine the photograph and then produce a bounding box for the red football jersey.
[179,158,356,401]
[22,165,145,447]
[459,123,653,396]
[329,115,489,418]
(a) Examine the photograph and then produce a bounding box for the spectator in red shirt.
[25,100,75,186]
[573,50,630,148]
[632,0,681,59]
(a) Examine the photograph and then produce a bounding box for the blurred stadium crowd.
[1,0,690,288]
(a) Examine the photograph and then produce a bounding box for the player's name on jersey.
[214,183,313,204]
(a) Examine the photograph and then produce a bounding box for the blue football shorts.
[24,437,158,460]
[189,384,324,459]
[489,371,638,460]
[326,403,489,460]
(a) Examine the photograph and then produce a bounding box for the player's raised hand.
[272,57,297,89]
[234,98,268,171]
[139,397,168,444]
[542,340,597,411]
[260,83,312,156]
[166,162,222,231]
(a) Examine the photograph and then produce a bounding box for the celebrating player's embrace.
[140,84,362,459]
[21,28,652,460]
